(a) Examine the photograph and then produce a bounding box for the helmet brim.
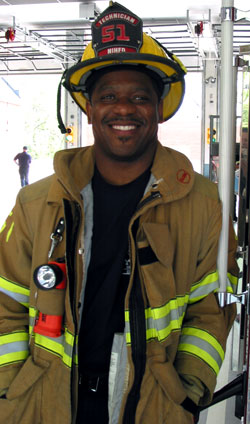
[63,53,185,122]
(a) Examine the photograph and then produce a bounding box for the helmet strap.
[57,72,67,134]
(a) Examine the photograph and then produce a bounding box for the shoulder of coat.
[193,172,219,201]
[18,174,56,204]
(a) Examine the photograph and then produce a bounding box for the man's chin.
[109,150,141,163]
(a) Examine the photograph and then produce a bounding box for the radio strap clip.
[48,218,65,259]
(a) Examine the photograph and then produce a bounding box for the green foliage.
[242,73,250,128]
[22,76,65,159]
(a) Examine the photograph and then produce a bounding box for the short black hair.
[85,64,165,101]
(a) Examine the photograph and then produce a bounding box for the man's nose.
[113,97,136,114]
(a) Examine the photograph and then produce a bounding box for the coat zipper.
[63,199,82,422]
[123,189,162,424]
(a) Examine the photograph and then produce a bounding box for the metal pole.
[230,64,238,217]
[217,0,235,302]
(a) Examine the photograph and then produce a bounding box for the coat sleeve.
[174,203,238,407]
[0,194,32,395]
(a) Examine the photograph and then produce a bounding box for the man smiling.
[0,2,238,424]
[86,68,163,184]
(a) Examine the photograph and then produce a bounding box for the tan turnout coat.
[0,142,238,423]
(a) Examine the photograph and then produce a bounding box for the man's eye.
[133,95,149,102]
[100,94,115,101]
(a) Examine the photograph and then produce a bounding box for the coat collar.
[47,142,194,205]
[47,146,95,204]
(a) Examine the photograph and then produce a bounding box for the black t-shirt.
[78,167,150,376]
[14,152,31,170]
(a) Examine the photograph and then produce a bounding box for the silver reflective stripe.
[145,301,187,335]
[125,295,188,343]
[61,334,74,358]
[189,271,220,303]
[0,332,29,366]
[180,334,223,367]
[79,183,94,327]
[177,327,225,375]
[0,340,28,356]
[189,280,219,303]
[0,286,29,307]
[0,276,29,307]
[29,307,38,333]
[33,329,74,368]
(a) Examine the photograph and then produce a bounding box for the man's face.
[86,69,163,163]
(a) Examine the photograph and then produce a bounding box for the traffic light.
[206,128,216,144]
[65,126,74,144]
[207,128,210,144]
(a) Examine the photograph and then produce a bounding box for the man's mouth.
[111,124,137,131]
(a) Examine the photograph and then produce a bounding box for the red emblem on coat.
[177,169,191,184]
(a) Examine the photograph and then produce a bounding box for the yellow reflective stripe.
[29,306,38,335]
[125,295,188,344]
[181,327,224,360]
[29,307,37,317]
[74,335,78,365]
[177,327,225,375]
[227,272,238,294]
[0,331,29,367]
[33,329,74,368]
[64,329,74,347]
[0,350,29,367]
[6,222,14,242]
[146,295,188,320]
[0,276,29,296]
[0,275,29,307]
[178,343,220,375]
[0,331,28,345]
[189,271,219,303]
[0,212,13,234]
[0,222,6,233]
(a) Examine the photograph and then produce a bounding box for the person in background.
[0,2,238,424]
[14,145,32,187]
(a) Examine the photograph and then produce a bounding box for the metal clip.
[218,286,250,314]
[90,377,99,392]
[221,6,236,22]
[48,218,65,259]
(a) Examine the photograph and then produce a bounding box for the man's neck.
[95,155,154,186]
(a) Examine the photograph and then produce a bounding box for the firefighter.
[0,2,238,424]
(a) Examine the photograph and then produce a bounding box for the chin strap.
[57,71,67,134]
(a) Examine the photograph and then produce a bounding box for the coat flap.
[7,356,49,400]
[142,222,174,267]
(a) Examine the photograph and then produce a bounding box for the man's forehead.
[89,67,162,98]
[95,69,155,87]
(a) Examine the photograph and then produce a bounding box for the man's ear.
[86,101,92,124]
[158,100,164,124]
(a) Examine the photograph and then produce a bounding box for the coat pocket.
[138,223,188,346]
[139,222,176,306]
[0,356,49,424]
[7,355,49,400]
[136,364,193,424]
[0,396,17,424]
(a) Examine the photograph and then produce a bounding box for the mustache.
[102,117,144,125]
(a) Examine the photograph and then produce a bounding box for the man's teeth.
[112,125,136,131]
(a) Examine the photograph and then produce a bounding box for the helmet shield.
[62,2,187,122]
